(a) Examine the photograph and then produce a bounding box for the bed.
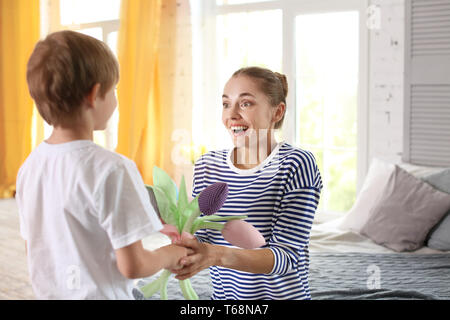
[308,159,450,300]
[308,218,450,300]
[134,216,450,300]
[135,159,450,300]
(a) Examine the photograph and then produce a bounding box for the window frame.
[45,0,120,40]
[40,0,121,151]
[193,0,369,207]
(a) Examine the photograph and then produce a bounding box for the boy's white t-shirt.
[15,140,163,299]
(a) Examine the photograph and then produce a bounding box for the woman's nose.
[227,103,242,119]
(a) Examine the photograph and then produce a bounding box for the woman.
[174,66,323,300]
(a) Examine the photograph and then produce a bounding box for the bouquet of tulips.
[139,166,265,300]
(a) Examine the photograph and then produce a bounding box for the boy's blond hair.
[26,30,119,127]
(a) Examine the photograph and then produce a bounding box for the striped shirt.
[192,141,323,300]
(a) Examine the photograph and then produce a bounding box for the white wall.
[368,0,405,164]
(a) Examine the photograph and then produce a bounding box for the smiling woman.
[221,67,286,168]
[171,66,323,300]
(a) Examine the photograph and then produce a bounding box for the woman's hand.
[171,237,219,280]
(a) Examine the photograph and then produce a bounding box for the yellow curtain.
[0,0,40,198]
[116,0,176,184]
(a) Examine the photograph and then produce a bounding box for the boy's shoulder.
[88,143,130,164]
[19,141,134,178]
[81,143,136,175]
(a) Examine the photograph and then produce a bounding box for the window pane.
[60,0,121,25]
[77,28,103,41]
[296,11,359,213]
[211,10,282,149]
[217,10,282,89]
[107,31,118,56]
[326,149,357,212]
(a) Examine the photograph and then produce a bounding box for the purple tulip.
[198,182,228,215]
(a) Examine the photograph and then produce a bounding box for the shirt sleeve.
[267,151,323,276]
[95,160,163,249]
[15,166,28,241]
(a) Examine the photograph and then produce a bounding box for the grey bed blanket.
[308,252,450,300]
[133,252,450,300]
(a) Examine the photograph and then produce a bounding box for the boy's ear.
[85,83,101,108]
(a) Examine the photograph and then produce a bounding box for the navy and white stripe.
[192,142,323,300]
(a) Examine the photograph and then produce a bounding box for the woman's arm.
[173,186,321,280]
[173,238,274,280]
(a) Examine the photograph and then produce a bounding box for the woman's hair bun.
[274,72,288,100]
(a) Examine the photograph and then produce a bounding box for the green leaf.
[177,175,188,213]
[153,186,178,226]
[177,176,193,230]
[180,196,201,232]
[145,185,162,218]
[185,196,199,215]
[153,166,177,207]
[192,221,225,233]
[197,214,248,223]
[170,204,183,233]
[179,211,189,230]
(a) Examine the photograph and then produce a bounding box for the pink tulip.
[160,224,194,243]
[160,224,181,242]
[222,220,266,249]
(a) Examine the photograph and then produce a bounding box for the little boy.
[16,30,187,299]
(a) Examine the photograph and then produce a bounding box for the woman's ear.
[85,83,101,109]
[273,102,286,123]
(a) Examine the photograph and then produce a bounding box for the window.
[213,9,283,150]
[192,0,369,214]
[296,11,359,212]
[38,0,121,151]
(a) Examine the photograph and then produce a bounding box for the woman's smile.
[230,125,249,137]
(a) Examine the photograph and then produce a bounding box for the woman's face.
[222,75,282,148]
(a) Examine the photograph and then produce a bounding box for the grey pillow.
[422,169,450,251]
[360,165,450,252]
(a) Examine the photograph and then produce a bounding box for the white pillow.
[338,158,395,233]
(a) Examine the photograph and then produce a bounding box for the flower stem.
[140,269,171,298]
[179,279,198,300]
[181,198,200,234]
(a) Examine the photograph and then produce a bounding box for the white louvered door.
[404,0,450,166]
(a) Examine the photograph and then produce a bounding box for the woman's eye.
[240,101,251,108]
[222,102,229,108]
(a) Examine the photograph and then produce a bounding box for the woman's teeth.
[231,126,249,134]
